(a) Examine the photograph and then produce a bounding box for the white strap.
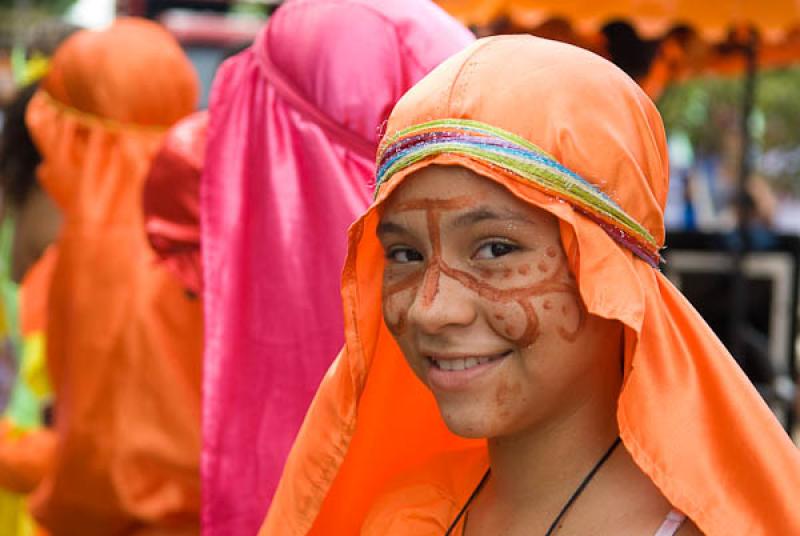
[653,509,687,536]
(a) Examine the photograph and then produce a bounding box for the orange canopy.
[437,1,800,98]
[436,0,800,42]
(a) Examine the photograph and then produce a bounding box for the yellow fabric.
[20,333,48,400]
[0,489,38,536]
[261,36,800,536]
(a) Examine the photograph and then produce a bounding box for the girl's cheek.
[486,300,532,342]
[536,290,584,342]
[480,246,583,347]
[383,284,417,337]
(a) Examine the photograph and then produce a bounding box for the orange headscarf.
[262,36,800,535]
[25,18,203,534]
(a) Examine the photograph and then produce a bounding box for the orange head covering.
[143,111,207,295]
[261,36,800,535]
[25,18,203,534]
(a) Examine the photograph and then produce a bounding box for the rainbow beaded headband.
[375,119,662,268]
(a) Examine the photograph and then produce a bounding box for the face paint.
[382,199,584,348]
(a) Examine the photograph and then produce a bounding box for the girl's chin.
[436,403,510,439]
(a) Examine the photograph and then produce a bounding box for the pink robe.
[200,1,474,533]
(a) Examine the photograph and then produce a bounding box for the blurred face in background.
[0,83,62,283]
[10,186,61,282]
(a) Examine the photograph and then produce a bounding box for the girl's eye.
[474,241,518,260]
[387,247,424,264]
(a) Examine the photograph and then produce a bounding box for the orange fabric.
[25,18,203,534]
[0,421,55,495]
[261,36,800,536]
[0,247,59,495]
[436,0,800,42]
[19,247,56,336]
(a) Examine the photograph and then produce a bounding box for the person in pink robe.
[200,1,474,533]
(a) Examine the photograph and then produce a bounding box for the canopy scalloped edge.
[436,0,800,44]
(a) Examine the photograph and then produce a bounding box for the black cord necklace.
[444,436,622,536]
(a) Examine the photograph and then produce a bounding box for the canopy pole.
[729,29,758,364]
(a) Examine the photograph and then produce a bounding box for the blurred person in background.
[0,22,79,534]
[0,82,58,536]
[200,0,474,533]
[2,19,80,286]
[2,85,61,285]
[143,111,207,297]
[688,113,777,233]
[24,18,203,534]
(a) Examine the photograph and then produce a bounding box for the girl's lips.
[425,351,511,391]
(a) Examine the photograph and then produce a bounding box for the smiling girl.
[260,36,800,536]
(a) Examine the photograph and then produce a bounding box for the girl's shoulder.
[361,447,487,536]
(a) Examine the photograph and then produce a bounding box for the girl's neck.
[484,378,621,518]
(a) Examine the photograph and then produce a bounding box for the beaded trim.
[375,119,662,267]
[36,90,171,134]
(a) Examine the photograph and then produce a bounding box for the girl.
[262,36,800,535]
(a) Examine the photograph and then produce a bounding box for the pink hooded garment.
[200,1,474,533]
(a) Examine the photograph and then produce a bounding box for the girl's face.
[378,165,622,439]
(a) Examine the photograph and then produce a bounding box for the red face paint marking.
[515,299,541,348]
[494,380,521,408]
[382,197,584,346]
[391,308,407,334]
[420,261,442,308]
[557,310,585,342]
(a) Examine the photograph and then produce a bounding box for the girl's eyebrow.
[451,206,535,228]
[376,220,408,238]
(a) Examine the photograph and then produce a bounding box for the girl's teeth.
[434,355,500,371]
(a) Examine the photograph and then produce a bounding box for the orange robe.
[25,18,203,534]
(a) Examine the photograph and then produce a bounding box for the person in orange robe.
[24,18,203,534]
[260,36,800,535]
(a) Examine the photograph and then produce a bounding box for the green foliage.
[658,76,742,156]
[0,0,75,13]
[658,66,800,194]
